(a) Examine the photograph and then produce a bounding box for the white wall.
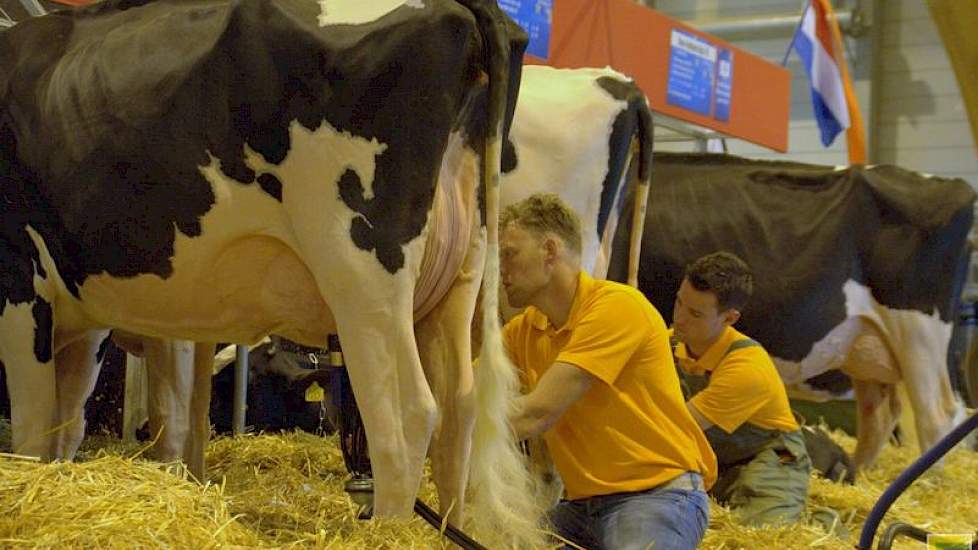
[876,1,978,184]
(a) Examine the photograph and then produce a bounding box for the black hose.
[414,499,489,550]
[329,335,490,549]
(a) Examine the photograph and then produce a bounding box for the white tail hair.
[468,240,545,547]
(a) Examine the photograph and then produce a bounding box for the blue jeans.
[547,473,709,550]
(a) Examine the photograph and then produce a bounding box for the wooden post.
[122,353,148,441]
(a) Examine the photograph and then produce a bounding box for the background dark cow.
[609,152,976,471]
[207,341,337,436]
[0,0,540,543]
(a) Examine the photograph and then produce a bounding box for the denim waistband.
[657,471,705,493]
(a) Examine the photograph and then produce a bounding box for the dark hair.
[684,252,753,311]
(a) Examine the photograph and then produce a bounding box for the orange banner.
[526,0,791,152]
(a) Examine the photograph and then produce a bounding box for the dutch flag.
[790,0,851,147]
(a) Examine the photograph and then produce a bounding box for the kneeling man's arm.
[510,362,596,441]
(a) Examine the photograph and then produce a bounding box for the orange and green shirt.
[672,326,799,434]
[503,272,717,500]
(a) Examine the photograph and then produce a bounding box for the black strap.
[275,338,330,364]
[674,337,761,399]
[723,338,761,357]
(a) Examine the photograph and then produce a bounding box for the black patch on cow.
[803,370,852,396]
[607,152,976,380]
[595,75,652,240]
[501,136,518,174]
[338,168,405,272]
[257,173,283,202]
[95,333,111,364]
[459,10,527,222]
[0,120,45,311]
[1,0,525,288]
[32,298,53,364]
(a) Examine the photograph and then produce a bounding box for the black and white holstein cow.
[0,0,540,543]
[78,63,655,482]
[608,152,976,471]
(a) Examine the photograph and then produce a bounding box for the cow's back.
[609,152,976,366]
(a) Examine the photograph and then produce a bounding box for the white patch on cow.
[502,65,631,275]
[73,119,423,347]
[776,279,951,389]
[318,0,424,26]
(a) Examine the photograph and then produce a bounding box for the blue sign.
[666,29,717,117]
[714,48,734,122]
[498,0,552,60]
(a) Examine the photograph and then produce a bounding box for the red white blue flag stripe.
[791,0,851,146]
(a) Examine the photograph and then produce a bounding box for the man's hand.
[510,362,596,441]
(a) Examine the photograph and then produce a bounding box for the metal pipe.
[858,411,978,549]
[867,0,884,163]
[877,522,930,550]
[19,0,46,17]
[689,10,854,38]
[232,345,249,435]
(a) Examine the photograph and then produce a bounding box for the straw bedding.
[1,420,975,549]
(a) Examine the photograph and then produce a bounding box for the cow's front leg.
[53,329,110,459]
[2,299,58,459]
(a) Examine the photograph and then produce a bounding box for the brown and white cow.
[0,0,540,544]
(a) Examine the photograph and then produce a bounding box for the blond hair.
[500,192,582,256]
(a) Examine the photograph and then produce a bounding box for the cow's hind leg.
[897,338,964,457]
[186,342,215,480]
[852,380,901,471]
[1,300,57,459]
[332,295,437,518]
[52,329,110,459]
[416,250,483,526]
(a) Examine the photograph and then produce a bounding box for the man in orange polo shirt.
[501,193,717,550]
[672,252,811,526]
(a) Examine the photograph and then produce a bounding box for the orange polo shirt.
[503,272,717,500]
[673,326,799,434]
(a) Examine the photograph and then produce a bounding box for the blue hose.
[858,411,978,550]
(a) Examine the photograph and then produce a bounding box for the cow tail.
[626,96,653,288]
[462,1,542,547]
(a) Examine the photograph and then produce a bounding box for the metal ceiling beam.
[20,0,46,17]
[685,9,860,38]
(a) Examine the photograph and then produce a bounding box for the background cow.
[0,0,540,544]
[609,152,976,471]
